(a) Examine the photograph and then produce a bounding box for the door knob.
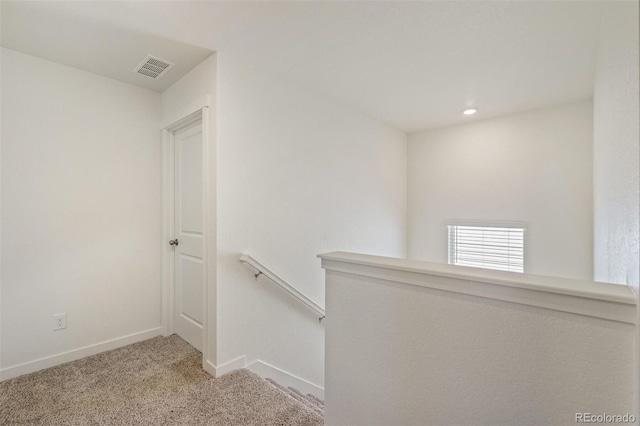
[169,239,179,246]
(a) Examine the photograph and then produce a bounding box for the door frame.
[161,104,210,361]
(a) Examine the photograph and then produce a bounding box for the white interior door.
[172,118,203,351]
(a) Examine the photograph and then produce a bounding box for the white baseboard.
[206,355,324,400]
[0,327,162,381]
[204,355,247,378]
[247,359,324,400]
[1,330,326,401]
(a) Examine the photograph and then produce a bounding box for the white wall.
[0,9,4,375]
[216,54,407,387]
[1,48,162,375]
[322,253,636,426]
[408,102,593,280]
[160,53,218,368]
[592,0,640,415]
[593,1,639,294]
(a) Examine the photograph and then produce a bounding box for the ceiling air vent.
[133,55,175,80]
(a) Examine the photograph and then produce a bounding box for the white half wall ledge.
[205,356,324,400]
[318,252,637,325]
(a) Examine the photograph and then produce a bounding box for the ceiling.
[1,1,603,133]
[1,3,214,92]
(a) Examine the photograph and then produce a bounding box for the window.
[447,222,525,273]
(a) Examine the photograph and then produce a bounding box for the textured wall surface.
[325,268,636,426]
[592,1,640,415]
[593,1,640,294]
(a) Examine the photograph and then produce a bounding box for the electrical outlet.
[52,313,67,331]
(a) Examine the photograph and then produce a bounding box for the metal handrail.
[240,254,325,322]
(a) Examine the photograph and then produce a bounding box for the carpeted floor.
[0,335,324,425]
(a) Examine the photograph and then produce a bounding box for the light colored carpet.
[0,335,323,425]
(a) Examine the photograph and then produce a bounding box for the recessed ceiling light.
[462,108,477,115]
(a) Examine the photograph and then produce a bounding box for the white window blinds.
[447,222,525,273]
